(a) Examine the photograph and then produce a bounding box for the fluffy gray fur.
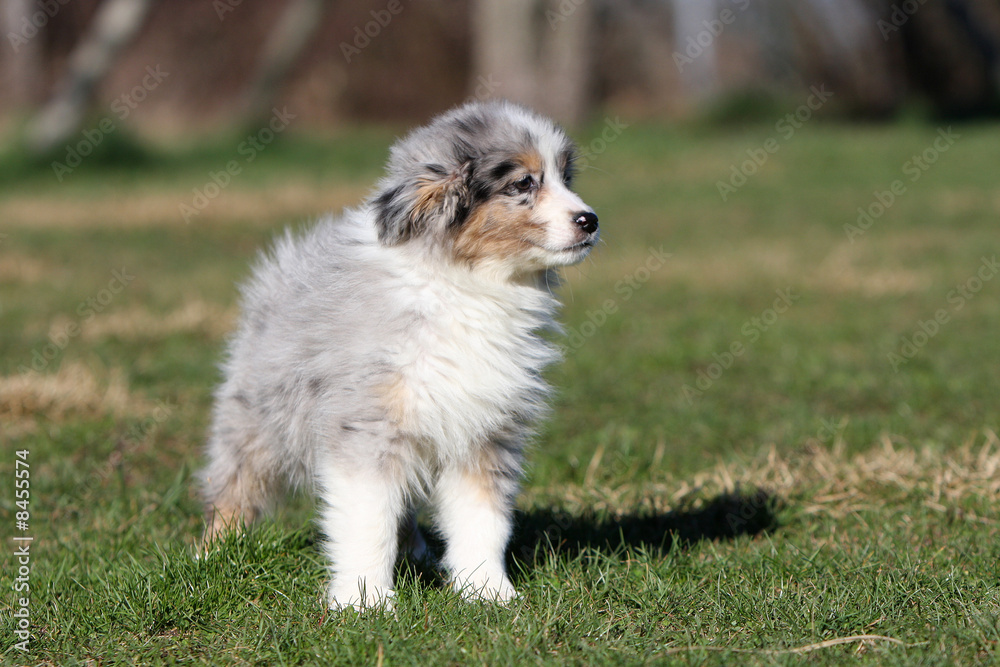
[199,99,599,610]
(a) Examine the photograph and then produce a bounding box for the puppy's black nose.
[573,211,599,234]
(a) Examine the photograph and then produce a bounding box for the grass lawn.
[1,115,998,665]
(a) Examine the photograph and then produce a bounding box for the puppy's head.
[370,100,599,278]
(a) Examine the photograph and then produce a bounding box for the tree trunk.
[470,0,538,108]
[470,0,593,124]
[2,0,45,108]
[239,0,330,127]
[26,0,155,155]
[539,0,593,125]
[672,0,719,104]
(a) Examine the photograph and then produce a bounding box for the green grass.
[1,117,999,665]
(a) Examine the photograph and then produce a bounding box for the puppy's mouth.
[531,238,595,255]
[534,227,599,250]
[566,237,597,251]
[542,237,598,265]
[558,232,600,253]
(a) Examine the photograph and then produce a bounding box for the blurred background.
[2,0,999,148]
[3,0,999,455]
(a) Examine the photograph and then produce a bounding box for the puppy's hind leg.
[200,408,281,545]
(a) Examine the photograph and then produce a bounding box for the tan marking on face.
[451,198,546,267]
[515,149,543,175]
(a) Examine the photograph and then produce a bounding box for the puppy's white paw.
[452,575,519,605]
[328,582,396,613]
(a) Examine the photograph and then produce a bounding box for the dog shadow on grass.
[395,487,781,589]
[506,487,781,570]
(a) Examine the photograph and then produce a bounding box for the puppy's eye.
[512,175,535,193]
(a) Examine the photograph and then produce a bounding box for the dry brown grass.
[75,299,237,341]
[571,239,935,297]
[0,182,366,229]
[931,187,1000,218]
[0,361,153,433]
[0,253,54,283]
[529,430,1000,522]
[579,240,798,291]
[807,244,933,297]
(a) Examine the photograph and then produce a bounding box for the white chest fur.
[384,267,560,461]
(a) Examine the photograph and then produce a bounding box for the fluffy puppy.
[200,99,599,610]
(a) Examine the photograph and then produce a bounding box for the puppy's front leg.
[432,464,519,603]
[317,457,405,611]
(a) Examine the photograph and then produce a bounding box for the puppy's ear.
[373,161,473,245]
